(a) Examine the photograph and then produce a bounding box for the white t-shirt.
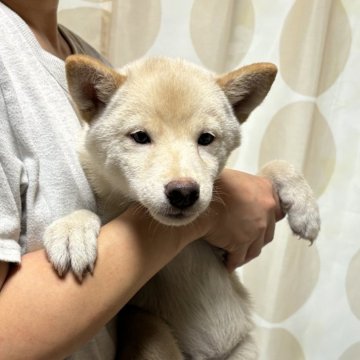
[0,2,116,358]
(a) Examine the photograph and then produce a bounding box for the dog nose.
[165,180,200,210]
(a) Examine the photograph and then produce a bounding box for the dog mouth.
[152,207,198,226]
[164,209,194,220]
[165,211,188,219]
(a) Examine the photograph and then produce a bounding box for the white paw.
[260,160,321,243]
[284,192,320,242]
[43,209,101,280]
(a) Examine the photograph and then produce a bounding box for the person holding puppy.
[0,0,283,358]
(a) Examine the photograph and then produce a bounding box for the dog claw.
[259,160,321,243]
[43,209,101,279]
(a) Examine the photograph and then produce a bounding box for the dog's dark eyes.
[198,133,215,146]
[130,131,151,144]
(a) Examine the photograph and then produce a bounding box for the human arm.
[0,168,282,359]
[0,210,207,360]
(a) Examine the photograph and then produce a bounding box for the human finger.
[271,182,285,221]
[225,243,251,273]
[264,214,276,245]
[243,238,265,264]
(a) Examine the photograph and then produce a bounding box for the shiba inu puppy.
[44,55,320,359]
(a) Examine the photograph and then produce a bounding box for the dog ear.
[65,55,126,122]
[217,63,277,123]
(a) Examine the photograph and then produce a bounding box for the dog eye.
[198,133,215,146]
[130,131,151,144]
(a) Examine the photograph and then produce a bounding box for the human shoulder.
[58,25,112,67]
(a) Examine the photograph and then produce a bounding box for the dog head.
[66,56,276,225]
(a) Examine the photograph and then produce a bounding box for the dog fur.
[43,55,320,359]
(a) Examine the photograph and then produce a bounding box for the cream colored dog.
[44,55,320,359]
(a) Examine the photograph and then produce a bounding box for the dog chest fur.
[131,240,253,359]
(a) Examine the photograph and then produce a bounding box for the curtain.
[58,0,359,359]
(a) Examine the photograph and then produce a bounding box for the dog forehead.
[123,57,212,82]
[122,58,225,122]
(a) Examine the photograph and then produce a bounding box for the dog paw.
[43,209,101,280]
[259,160,321,243]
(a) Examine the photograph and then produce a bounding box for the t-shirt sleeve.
[0,88,23,263]
[58,25,112,67]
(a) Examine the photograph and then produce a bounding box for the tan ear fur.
[65,54,126,122]
[217,63,277,123]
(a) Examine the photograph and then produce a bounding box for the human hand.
[203,169,284,272]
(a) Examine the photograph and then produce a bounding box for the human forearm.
[0,168,283,359]
[0,210,201,359]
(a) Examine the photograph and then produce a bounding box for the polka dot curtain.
[58,0,360,359]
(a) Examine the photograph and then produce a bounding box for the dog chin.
[150,210,199,227]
